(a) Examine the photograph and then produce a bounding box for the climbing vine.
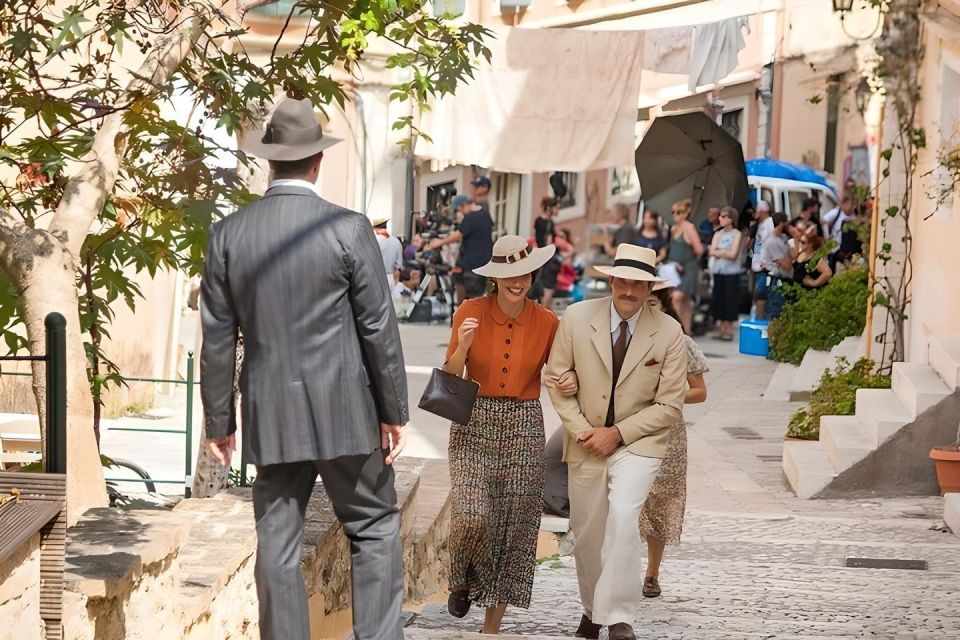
[870,0,923,371]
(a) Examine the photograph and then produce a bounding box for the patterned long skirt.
[448,396,545,609]
[637,423,687,545]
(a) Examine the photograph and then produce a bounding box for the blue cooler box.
[739,320,769,357]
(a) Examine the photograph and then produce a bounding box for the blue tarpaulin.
[745,158,834,192]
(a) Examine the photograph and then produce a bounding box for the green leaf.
[216,111,242,135]
[7,30,39,57]
[49,7,89,52]
[105,17,133,55]
[4,331,24,355]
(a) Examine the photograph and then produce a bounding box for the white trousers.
[568,448,662,626]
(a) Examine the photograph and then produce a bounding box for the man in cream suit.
[545,245,687,640]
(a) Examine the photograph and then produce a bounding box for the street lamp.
[832,0,882,41]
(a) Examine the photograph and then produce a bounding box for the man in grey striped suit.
[200,98,409,640]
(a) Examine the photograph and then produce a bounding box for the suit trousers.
[568,448,662,625]
[252,450,404,640]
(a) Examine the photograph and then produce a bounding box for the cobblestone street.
[400,324,960,639]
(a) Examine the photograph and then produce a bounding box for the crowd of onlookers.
[373,173,871,332]
[583,176,871,338]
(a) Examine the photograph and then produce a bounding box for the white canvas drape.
[415,28,646,173]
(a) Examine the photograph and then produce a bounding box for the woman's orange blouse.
[445,296,559,400]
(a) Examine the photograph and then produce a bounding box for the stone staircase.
[946,493,960,536]
[783,335,960,498]
[762,336,863,403]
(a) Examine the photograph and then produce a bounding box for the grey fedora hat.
[241,98,342,161]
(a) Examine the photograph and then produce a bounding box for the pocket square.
[644,358,659,367]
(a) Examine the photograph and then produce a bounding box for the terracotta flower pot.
[929,445,960,496]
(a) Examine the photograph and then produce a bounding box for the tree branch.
[48,7,209,258]
[238,0,283,14]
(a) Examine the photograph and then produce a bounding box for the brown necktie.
[605,320,629,427]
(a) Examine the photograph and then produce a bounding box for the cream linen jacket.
[545,297,688,463]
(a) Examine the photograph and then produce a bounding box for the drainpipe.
[354,92,369,215]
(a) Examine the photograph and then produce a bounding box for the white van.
[745,159,839,218]
[748,175,839,218]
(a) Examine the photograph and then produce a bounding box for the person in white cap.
[544,244,688,640]
[442,235,579,634]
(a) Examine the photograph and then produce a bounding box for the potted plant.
[930,421,960,495]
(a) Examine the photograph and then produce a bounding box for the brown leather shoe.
[608,622,637,640]
[643,575,662,598]
[574,614,601,639]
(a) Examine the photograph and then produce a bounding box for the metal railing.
[102,353,197,497]
[0,342,197,496]
[0,312,68,474]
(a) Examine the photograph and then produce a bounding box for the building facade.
[414,0,875,258]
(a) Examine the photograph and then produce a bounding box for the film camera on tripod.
[407,186,459,324]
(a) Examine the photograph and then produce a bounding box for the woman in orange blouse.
[443,235,578,634]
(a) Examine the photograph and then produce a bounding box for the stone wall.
[62,459,451,640]
[0,533,43,640]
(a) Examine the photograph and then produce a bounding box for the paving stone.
[399,329,960,639]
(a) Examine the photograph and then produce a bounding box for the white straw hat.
[593,244,663,282]
[472,235,556,279]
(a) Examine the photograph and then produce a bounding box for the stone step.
[409,458,450,543]
[763,362,799,402]
[945,493,960,537]
[782,440,835,499]
[829,335,864,362]
[928,335,960,391]
[819,415,873,473]
[788,349,833,401]
[854,388,911,446]
[891,362,951,418]
[401,457,453,605]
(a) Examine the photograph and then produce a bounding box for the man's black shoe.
[574,614,601,639]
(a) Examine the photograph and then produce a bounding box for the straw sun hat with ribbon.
[593,244,664,283]
[241,98,342,161]
[473,235,556,279]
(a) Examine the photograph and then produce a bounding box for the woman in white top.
[706,207,743,341]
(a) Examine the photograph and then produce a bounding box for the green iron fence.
[104,353,197,496]
[0,312,68,473]
[0,350,197,496]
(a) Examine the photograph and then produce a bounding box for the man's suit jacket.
[200,185,409,466]
[545,297,687,464]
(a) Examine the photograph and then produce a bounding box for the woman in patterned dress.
[443,235,579,634]
[637,284,709,598]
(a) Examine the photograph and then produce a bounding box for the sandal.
[642,576,661,598]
